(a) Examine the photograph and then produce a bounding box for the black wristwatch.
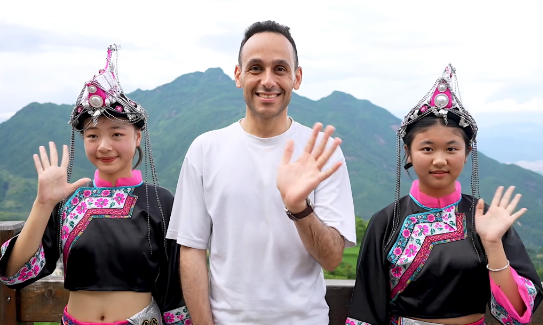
[285,198,314,221]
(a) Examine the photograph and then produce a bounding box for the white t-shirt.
[167,119,356,325]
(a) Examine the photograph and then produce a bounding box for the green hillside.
[1,67,542,247]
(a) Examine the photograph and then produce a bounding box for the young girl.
[0,45,190,325]
[346,65,542,325]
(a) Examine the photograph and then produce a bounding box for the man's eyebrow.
[244,58,292,68]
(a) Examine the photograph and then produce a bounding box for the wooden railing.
[1,221,542,325]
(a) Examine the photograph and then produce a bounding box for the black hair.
[402,115,471,170]
[238,20,299,69]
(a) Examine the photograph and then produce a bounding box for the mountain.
[1,68,543,247]
[477,122,543,165]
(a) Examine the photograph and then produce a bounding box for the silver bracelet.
[487,260,510,272]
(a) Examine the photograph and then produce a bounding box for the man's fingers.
[39,146,51,169]
[499,186,515,208]
[490,186,504,207]
[281,139,295,165]
[312,125,334,159]
[319,161,343,182]
[316,137,341,170]
[33,154,43,176]
[60,145,70,169]
[506,193,522,215]
[49,142,59,166]
[303,123,322,154]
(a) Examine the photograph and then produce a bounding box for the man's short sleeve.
[166,139,212,250]
[313,146,356,248]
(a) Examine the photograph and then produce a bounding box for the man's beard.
[246,102,288,120]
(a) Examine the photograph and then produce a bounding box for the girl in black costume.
[346,64,542,325]
[0,45,190,325]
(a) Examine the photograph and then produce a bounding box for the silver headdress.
[60,44,168,259]
[386,64,483,261]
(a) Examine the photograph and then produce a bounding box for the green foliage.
[1,68,543,249]
[323,261,357,279]
[527,247,543,280]
[356,216,368,245]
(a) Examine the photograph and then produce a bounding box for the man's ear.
[234,65,242,88]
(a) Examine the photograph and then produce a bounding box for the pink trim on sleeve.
[345,317,371,325]
[489,266,537,324]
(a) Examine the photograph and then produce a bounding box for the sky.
[1,0,542,129]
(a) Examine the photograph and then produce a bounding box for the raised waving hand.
[276,123,343,213]
[34,142,91,206]
[475,186,527,244]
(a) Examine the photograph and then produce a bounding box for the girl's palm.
[34,142,91,205]
[475,186,527,244]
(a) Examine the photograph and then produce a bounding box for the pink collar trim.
[410,179,461,209]
[93,169,143,188]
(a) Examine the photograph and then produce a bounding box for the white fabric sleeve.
[166,143,212,250]
[313,146,357,248]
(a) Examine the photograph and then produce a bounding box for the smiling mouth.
[99,157,117,163]
[256,92,280,99]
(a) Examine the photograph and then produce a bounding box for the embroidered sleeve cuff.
[489,267,537,325]
[162,305,191,325]
[346,317,372,325]
[0,236,46,286]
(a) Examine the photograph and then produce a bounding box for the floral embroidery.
[345,317,372,325]
[387,201,467,301]
[0,240,46,285]
[490,294,524,325]
[115,192,126,204]
[163,305,191,325]
[490,275,537,325]
[61,225,70,240]
[60,186,137,274]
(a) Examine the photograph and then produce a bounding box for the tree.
[356,216,368,245]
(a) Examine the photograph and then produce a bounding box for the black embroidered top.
[346,181,543,325]
[0,170,188,323]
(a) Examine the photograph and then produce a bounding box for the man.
[166,20,356,325]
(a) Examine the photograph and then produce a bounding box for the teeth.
[259,94,278,99]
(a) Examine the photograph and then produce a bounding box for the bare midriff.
[413,313,485,324]
[67,291,152,322]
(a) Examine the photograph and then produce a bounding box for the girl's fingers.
[490,186,504,207]
[499,186,515,208]
[510,208,527,222]
[60,145,70,169]
[39,146,51,169]
[506,193,522,215]
[49,142,59,166]
[33,154,43,175]
[475,198,485,218]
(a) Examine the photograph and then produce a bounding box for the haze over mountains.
[1,68,542,247]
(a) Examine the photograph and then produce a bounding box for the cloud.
[0,0,541,129]
[515,161,543,175]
